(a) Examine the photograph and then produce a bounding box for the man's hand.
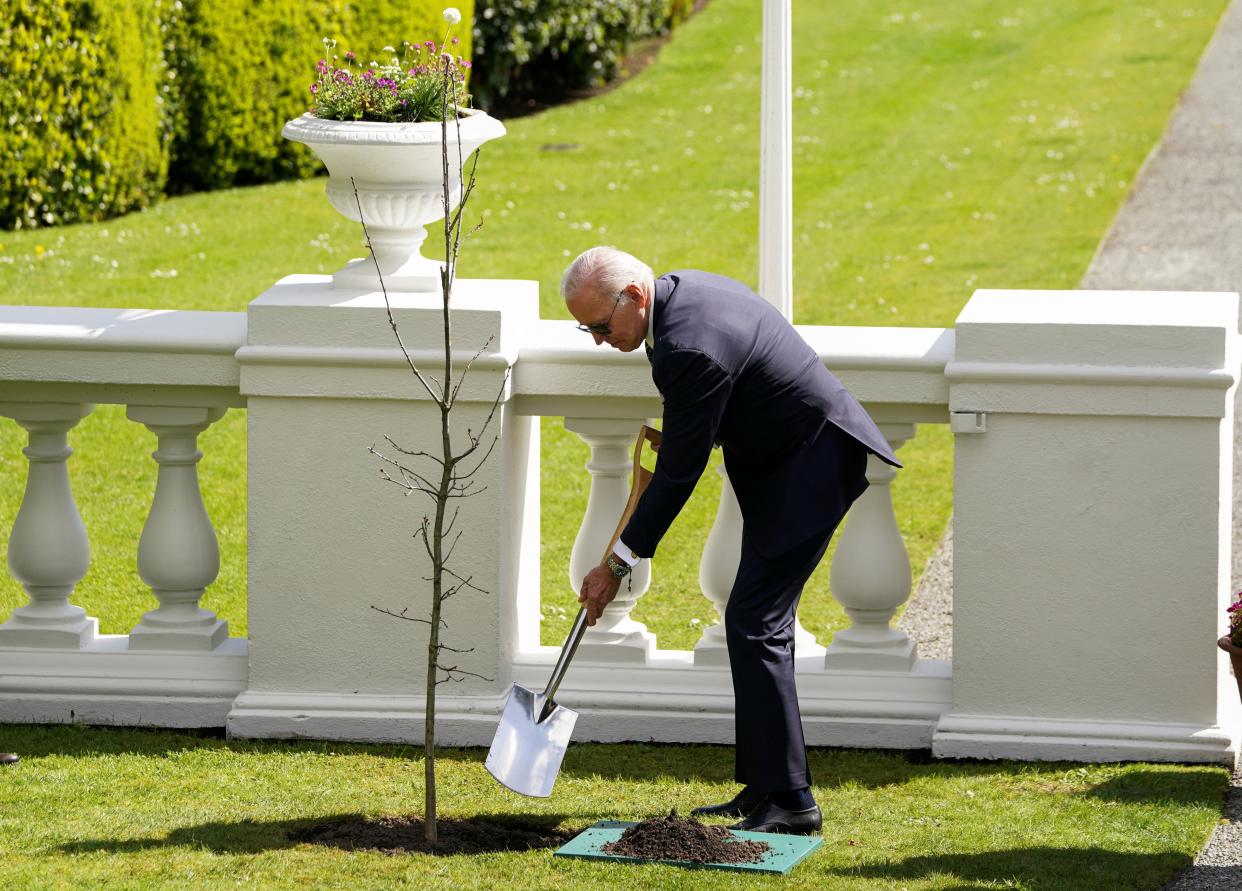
[579,565,622,626]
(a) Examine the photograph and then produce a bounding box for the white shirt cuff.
[613,539,642,566]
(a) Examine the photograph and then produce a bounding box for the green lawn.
[0,724,1227,890]
[0,0,1228,651]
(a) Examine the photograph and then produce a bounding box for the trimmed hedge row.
[2,0,699,229]
[0,0,468,228]
[472,0,693,115]
[0,0,167,230]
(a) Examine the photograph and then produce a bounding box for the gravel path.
[897,2,1242,885]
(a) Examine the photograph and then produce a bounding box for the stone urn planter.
[282,109,505,292]
[1218,635,1242,702]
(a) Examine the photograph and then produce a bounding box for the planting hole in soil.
[602,810,771,864]
[289,814,573,855]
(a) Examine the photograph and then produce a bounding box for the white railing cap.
[0,306,245,355]
[0,306,246,406]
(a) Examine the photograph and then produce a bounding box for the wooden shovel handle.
[600,424,661,563]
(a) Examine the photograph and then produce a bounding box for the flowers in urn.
[310,8,471,123]
[1227,593,1242,647]
[282,6,504,292]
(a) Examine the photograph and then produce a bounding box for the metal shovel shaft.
[540,607,589,720]
[485,425,662,797]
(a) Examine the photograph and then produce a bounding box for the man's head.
[561,246,655,352]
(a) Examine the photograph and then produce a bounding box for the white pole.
[759,0,793,320]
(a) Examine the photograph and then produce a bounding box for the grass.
[0,724,1228,889]
[0,0,1228,651]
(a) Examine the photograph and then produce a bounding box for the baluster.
[564,417,654,663]
[0,403,97,648]
[126,406,228,651]
[824,423,917,670]
[694,465,825,665]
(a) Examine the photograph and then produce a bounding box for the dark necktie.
[644,342,654,363]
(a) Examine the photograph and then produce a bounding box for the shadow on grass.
[57,812,576,857]
[6,725,1230,810]
[828,846,1191,891]
[0,723,481,763]
[1084,769,1229,806]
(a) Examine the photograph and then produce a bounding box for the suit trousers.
[724,425,869,791]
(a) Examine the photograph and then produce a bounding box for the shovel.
[485,424,661,797]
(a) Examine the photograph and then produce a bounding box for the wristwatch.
[605,553,632,579]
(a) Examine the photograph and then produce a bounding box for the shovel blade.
[485,684,578,798]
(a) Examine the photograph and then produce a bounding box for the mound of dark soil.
[289,814,572,855]
[603,810,770,864]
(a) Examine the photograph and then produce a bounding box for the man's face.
[568,283,648,352]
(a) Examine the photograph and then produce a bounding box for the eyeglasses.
[575,288,628,336]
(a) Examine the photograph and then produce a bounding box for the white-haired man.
[564,246,899,835]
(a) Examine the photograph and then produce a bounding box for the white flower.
[443,7,461,24]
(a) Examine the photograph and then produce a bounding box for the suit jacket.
[620,270,901,559]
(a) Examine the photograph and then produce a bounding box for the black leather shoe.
[690,786,769,819]
[0,752,18,765]
[730,801,822,835]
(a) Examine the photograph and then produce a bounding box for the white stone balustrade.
[0,292,1237,766]
[825,423,917,671]
[0,307,246,727]
[693,464,740,665]
[564,416,655,663]
[127,405,229,651]
[0,402,97,648]
[693,465,824,666]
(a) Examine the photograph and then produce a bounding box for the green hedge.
[0,0,468,228]
[471,0,692,115]
[0,0,167,230]
[0,0,694,229]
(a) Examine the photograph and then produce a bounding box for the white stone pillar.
[227,277,539,744]
[564,417,655,663]
[0,403,97,648]
[694,464,824,665]
[934,289,1240,764]
[126,405,228,651]
[824,424,916,671]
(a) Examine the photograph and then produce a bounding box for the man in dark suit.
[565,247,900,835]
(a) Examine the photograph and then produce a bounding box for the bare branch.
[370,605,432,625]
[442,567,486,595]
[446,334,496,409]
[436,643,476,655]
[351,179,444,407]
[371,447,440,493]
[417,517,434,562]
[441,529,464,564]
[445,485,489,499]
[380,435,446,466]
[454,435,499,481]
[441,506,461,539]
[436,665,494,684]
[451,369,510,464]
